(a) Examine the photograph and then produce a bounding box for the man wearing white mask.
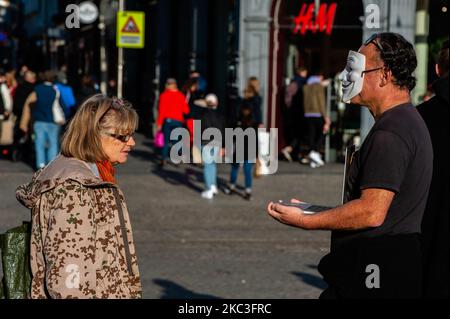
[267,33,433,298]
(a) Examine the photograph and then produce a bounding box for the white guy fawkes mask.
[338,50,366,104]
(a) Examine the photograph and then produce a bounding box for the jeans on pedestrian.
[34,121,61,169]
[162,119,183,160]
[202,145,220,190]
[230,161,254,189]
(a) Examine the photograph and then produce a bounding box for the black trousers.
[318,234,423,299]
[283,107,305,154]
[305,117,324,152]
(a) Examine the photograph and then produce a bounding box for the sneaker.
[310,161,319,168]
[244,189,253,201]
[308,151,325,166]
[211,185,218,195]
[281,147,293,162]
[300,157,310,165]
[201,189,215,199]
[223,184,236,195]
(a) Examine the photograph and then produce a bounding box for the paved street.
[0,134,344,299]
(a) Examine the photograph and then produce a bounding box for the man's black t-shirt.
[331,103,433,250]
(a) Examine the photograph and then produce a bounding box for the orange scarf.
[96,160,116,184]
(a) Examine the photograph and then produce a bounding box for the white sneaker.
[201,189,215,199]
[210,185,218,195]
[308,151,325,166]
[300,157,310,165]
[310,161,319,168]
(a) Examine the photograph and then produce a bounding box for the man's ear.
[379,68,392,87]
[435,63,441,77]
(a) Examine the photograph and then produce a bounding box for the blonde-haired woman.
[243,76,263,127]
[16,95,142,299]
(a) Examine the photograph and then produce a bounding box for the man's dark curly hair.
[365,33,417,91]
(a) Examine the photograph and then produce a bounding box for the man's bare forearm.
[302,200,374,231]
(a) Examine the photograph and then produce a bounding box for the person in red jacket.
[157,78,190,167]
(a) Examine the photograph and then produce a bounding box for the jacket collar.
[16,155,115,209]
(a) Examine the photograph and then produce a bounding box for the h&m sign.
[293,3,337,36]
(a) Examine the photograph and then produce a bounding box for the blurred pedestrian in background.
[0,68,13,120]
[224,102,258,201]
[242,77,263,128]
[0,68,14,149]
[12,70,36,122]
[107,78,118,97]
[4,64,18,98]
[182,77,205,163]
[56,72,77,119]
[76,74,100,107]
[11,70,36,162]
[189,70,207,94]
[20,70,66,169]
[156,78,190,167]
[17,65,30,85]
[303,72,331,168]
[198,93,225,199]
[282,66,308,163]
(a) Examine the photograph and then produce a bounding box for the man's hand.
[267,199,309,229]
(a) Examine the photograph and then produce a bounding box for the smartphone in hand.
[275,200,331,214]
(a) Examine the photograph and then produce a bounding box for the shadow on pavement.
[307,264,319,270]
[130,149,160,164]
[130,136,246,196]
[151,163,230,195]
[291,271,327,290]
[153,279,222,299]
[151,166,204,193]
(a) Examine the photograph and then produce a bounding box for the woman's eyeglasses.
[103,132,133,143]
[99,98,133,143]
